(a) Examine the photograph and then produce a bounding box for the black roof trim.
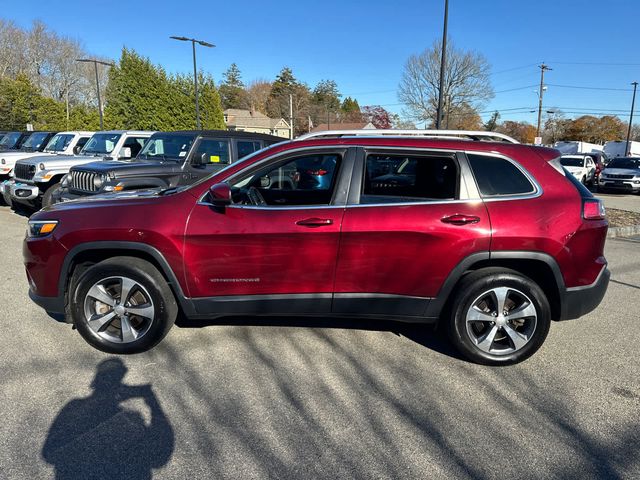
[154,130,284,141]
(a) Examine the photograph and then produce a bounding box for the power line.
[546,83,632,92]
[547,61,640,66]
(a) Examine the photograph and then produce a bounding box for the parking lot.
[0,205,638,479]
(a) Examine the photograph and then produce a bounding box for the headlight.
[93,174,105,189]
[27,220,58,237]
[39,163,45,170]
[61,174,70,187]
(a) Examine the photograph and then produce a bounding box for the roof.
[224,109,290,129]
[152,130,283,142]
[311,122,375,132]
[99,130,156,135]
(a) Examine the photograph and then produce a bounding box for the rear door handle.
[441,214,481,226]
[296,218,333,228]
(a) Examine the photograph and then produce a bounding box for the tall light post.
[535,63,552,142]
[76,58,115,130]
[625,81,638,155]
[435,0,449,129]
[170,36,215,130]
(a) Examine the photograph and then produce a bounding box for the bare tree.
[398,38,493,125]
[0,19,27,77]
[245,79,272,113]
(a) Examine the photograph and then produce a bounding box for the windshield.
[44,134,74,152]
[21,132,49,151]
[138,134,196,161]
[81,133,122,155]
[560,157,584,168]
[607,158,640,170]
[0,132,21,149]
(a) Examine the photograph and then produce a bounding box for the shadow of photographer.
[42,358,174,480]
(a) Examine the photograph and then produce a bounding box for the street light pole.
[625,81,638,155]
[436,0,449,130]
[76,58,115,130]
[170,36,215,130]
[536,63,551,142]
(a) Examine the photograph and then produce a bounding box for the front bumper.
[10,181,40,201]
[599,179,640,192]
[559,267,610,320]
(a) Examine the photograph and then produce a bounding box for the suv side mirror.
[208,182,231,206]
[192,152,209,167]
[73,145,82,155]
[118,147,132,159]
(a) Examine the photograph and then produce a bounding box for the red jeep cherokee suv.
[23,130,609,364]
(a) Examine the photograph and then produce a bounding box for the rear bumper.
[559,267,610,320]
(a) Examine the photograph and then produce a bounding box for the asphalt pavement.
[0,205,638,479]
[596,192,640,213]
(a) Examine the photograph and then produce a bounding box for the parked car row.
[559,152,640,193]
[20,129,610,365]
[0,129,282,211]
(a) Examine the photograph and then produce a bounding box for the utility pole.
[170,36,215,130]
[625,81,638,155]
[76,58,115,130]
[435,0,449,129]
[536,63,552,142]
[289,94,294,139]
[445,95,451,129]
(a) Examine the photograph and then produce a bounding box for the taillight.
[583,198,606,220]
[306,169,328,176]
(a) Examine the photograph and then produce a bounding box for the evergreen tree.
[198,73,226,129]
[0,74,39,130]
[218,63,247,110]
[312,80,341,112]
[341,96,362,122]
[266,67,311,135]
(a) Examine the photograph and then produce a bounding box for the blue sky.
[5,0,640,125]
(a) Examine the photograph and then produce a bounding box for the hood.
[0,150,52,166]
[72,159,181,177]
[19,154,102,170]
[564,166,585,174]
[41,187,175,214]
[602,168,640,176]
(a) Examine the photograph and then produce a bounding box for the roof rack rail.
[295,129,519,144]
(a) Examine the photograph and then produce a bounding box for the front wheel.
[42,182,61,208]
[70,257,178,354]
[448,268,551,365]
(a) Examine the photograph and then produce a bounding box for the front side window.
[193,139,231,165]
[467,153,535,197]
[81,133,122,155]
[122,137,148,158]
[230,153,341,206]
[44,134,74,152]
[139,134,195,162]
[361,153,458,203]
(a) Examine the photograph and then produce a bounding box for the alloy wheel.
[465,287,538,355]
[82,276,155,344]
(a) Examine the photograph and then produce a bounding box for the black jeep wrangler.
[57,130,282,201]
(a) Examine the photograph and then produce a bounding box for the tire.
[447,268,551,365]
[70,257,178,354]
[1,187,11,207]
[581,176,587,185]
[42,182,61,208]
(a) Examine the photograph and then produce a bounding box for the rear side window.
[467,153,535,196]
[362,154,458,203]
[237,140,262,159]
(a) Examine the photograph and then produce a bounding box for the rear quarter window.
[467,153,535,196]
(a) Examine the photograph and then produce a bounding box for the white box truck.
[553,141,603,155]
[603,140,640,159]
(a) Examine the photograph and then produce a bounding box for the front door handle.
[441,214,481,226]
[296,218,333,228]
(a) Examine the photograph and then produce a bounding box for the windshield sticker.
[210,155,220,163]
[179,151,187,157]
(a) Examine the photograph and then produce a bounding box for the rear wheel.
[448,268,551,365]
[70,257,178,354]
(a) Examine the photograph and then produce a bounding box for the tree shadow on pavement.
[41,358,174,480]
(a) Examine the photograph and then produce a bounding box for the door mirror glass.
[208,182,232,206]
[118,147,132,159]
[73,145,82,155]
